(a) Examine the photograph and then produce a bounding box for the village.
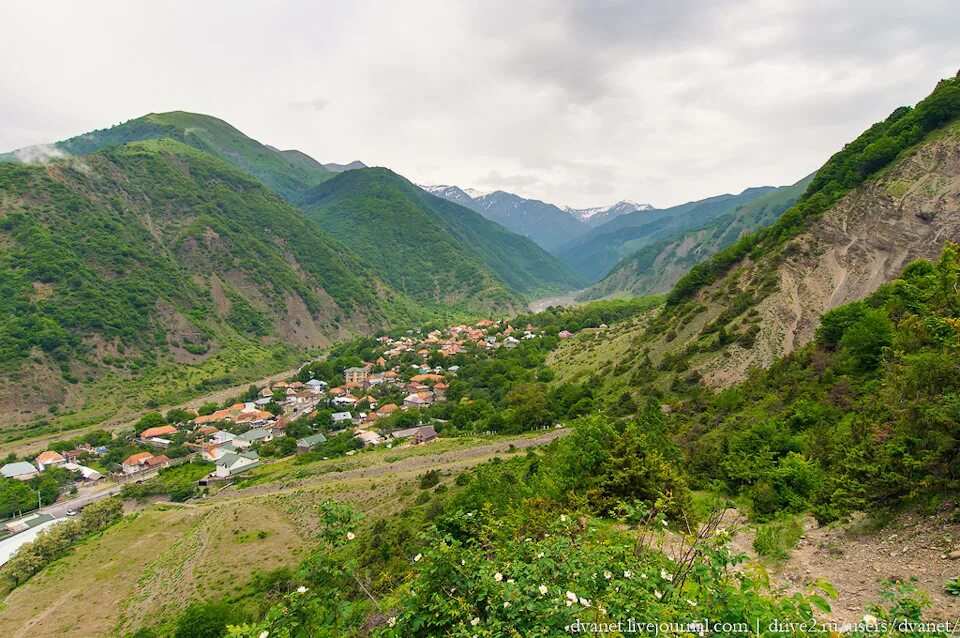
[0,318,563,548]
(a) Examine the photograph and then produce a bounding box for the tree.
[174,602,233,638]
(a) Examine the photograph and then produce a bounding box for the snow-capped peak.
[563,200,653,221]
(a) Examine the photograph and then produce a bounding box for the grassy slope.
[299,168,584,311]
[556,187,780,282]
[0,432,557,636]
[580,174,814,299]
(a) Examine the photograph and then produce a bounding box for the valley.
[1,13,959,635]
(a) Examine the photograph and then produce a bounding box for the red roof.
[140,425,178,439]
[123,452,153,467]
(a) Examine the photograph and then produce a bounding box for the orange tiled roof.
[123,452,153,466]
[140,425,178,439]
[36,450,65,464]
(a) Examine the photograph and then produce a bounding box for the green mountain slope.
[580,174,813,299]
[50,111,334,201]
[552,73,960,396]
[0,139,421,428]
[556,186,782,282]
[298,168,584,312]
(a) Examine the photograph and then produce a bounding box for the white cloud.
[0,0,956,207]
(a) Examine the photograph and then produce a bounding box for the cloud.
[0,1,957,207]
[12,143,67,164]
[288,98,330,111]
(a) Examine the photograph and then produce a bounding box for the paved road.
[41,484,124,518]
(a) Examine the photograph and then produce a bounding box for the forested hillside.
[299,168,584,311]
[0,139,422,427]
[580,174,813,299]
[556,186,787,282]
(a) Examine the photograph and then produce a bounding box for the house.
[147,437,173,448]
[414,426,438,445]
[388,426,421,440]
[233,428,273,448]
[558,330,574,339]
[139,425,179,441]
[215,451,261,477]
[344,367,368,385]
[211,431,236,445]
[332,411,353,425]
[258,387,274,399]
[35,450,66,471]
[143,455,170,470]
[62,462,103,481]
[1,461,39,481]
[196,425,219,436]
[296,433,328,452]
[333,395,357,407]
[403,392,433,408]
[121,452,154,474]
[305,379,327,391]
[355,430,383,446]
[376,403,399,418]
[201,446,229,462]
[235,410,275,426]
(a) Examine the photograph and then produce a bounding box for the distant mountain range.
[421,184,651,252]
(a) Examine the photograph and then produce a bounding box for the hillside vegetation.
[49,111,334,201]
[0,139,421,428]
[581,174,813,299]
[556,186,785,282]
[299,168,584,312]
[566,74,960,393]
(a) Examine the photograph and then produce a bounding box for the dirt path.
[726,509,960,623]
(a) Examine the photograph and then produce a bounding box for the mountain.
[556,73,960,395]
[300,169,585,312]
[0,139,423,426]
[39,111,335,202]
[555,187,787,282]
[322,160,367,173]
[579,174,814,299]
[421,185,589,251]
[564,200,654,227]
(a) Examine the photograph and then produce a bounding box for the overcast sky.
[2,1,957,208]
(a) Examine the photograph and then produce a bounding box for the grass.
[753,516,804,561]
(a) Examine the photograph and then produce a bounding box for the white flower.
[561,515,568,522]
[603,570,612,580]
[623,570,633,579]
[259,632,269,638]
[654,590,663,600]
[471,617,480,626]
[494,572,503,582]
[538,584,548,595]
[566,599,574,607]
[296,585,308,593]
[661,569,673,582]
[414,553,422,562]
[687,599,697,607]
[536,551,544,559]
[503,601,511,608]
[863,614,878,627]
[525,537,532,542]
[640,573,647,579]
[346,531,355,540]
[566,591,578,602]
[388,617,397,627]
[507,578,515,584]
[579,597,591,607]
[661,519,668,526]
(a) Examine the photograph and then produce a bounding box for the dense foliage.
[299,168,583,312]
[676,244,960,522]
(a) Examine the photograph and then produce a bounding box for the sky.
[1,1,958,209]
